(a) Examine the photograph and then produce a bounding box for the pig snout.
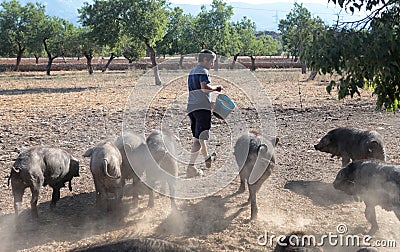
[314,138,325,151]
[332,178,342,190]
[333,169,346,189]
[333,169,355,195]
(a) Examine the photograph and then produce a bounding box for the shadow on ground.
[0,87,97,96]
[71,237,192,252]
[0,192,134,252]
[284,180,354,206]
[156,195,245,236]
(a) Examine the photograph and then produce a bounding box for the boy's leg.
[187,138,204,178]
[189,138,201,165]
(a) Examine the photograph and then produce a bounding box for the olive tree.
[79,0,122,72]
[76,27,97,75]
[0,0,46,70]
[304,0,400,110]
[80,0,168,84]
[117,35,146,64]
[40,17,77,75]
[278,2,325,73]
[156,7,200,68]
[194,0,241,70]
[234,17,278,71]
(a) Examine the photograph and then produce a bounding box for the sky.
[169,0,337,5]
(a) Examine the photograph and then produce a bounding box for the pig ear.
[124,143,132,152]
[70,157,79,167]
[249,144,272,185]
[367,141,379,153]
[323,135,331,144]
[344,162,357,179]
[83,147,94,157]
[272,137,279,146]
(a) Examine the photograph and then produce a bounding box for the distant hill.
[18,0,365,31]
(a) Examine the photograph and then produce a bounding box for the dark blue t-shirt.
[187,65,212,113]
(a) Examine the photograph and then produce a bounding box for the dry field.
[0,66,399,252]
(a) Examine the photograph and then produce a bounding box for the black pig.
[145,130,178,209]
[333,159,400,234]
[234,130,278,220]
[8,146,79,219]
[83,140,123,211]
[114,132,149,207]
[314,127,385,167]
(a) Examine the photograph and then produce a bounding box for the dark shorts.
[188,110,211,140]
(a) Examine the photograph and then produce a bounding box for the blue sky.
[169,0,337,6]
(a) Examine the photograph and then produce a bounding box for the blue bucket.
[213,94,235,120]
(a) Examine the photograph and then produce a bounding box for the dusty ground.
[0,66,399,252]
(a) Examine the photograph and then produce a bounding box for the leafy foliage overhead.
[305,0,400,110]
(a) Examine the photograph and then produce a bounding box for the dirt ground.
[0,66,399,252]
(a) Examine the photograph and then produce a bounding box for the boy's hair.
[198,49,216,63]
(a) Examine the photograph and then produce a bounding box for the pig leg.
[393,206,400,221]
[365,204,378,234]
[132,190,139,208]
[113,186,123,212]
[146,178,156,208]
[50,187,61,210]
[13,189,24,217]
[11,179,25,217]
[29,185,40,219]
[237,173,246,194]
[93,179,106,210]
[163,158,178,210]
[168,179,177,210]
[148,190,155,208]
[341,153,351,167]
[248,174,270,220]
[131,175,140,208]
[248,184,258,220]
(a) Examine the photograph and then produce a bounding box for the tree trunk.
[231,53,239,68]
[84,52,94,75]
[46,58,54,75]
[213,55,219,72]
[179,55,184,69]
[301,62,307,74]
[14,44,24,71]
[43,38,59,76]
[46,54,60,76]
[306,70,318,81]
[102,53,116,72]
[298,40,307,74]
[250,55,256,71]
[34,55,40,64]
[129,60,135,70]
[144,39,162,85]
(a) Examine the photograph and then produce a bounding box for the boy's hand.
[215,86,223,92]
